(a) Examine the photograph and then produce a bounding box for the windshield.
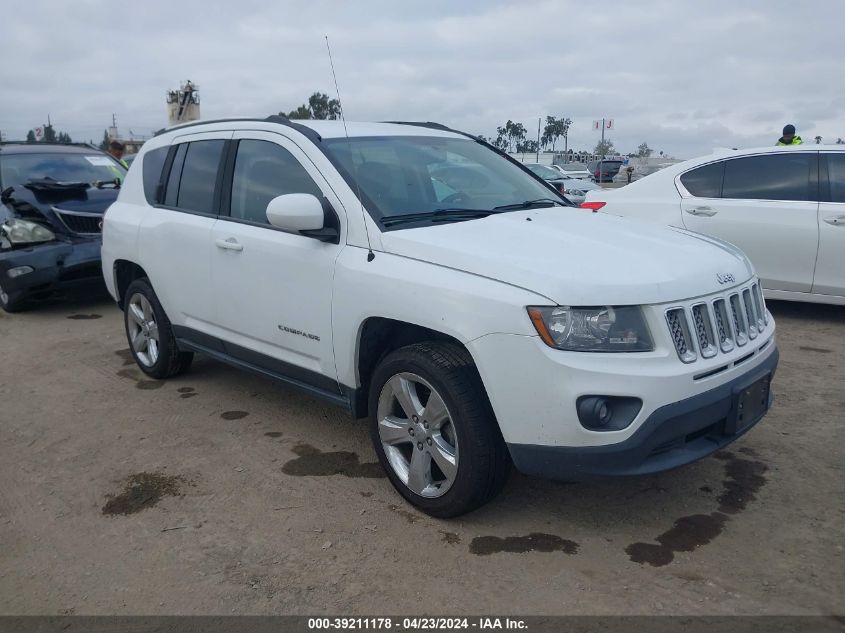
[0,152,127,188]
[321,135,566,225]
[525,164,562,180]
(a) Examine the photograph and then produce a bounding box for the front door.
[209,131,346,392]
[681,152,819,292]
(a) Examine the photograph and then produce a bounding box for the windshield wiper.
[23,178,90,192]
[492,198,567,211]
[381,208,496,227]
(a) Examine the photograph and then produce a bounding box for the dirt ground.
[0,294,842,616]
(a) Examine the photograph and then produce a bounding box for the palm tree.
[814,135,822,144]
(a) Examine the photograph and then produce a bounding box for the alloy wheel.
[127,292,160,367]
[376,372,459,498]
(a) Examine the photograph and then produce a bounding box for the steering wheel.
[442,192,473,205]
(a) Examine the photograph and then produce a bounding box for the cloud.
[1,0,842,156]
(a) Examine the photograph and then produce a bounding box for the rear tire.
[123,278,193,379]
[369,341,510,518]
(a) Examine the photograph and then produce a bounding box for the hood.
[379,208,754,305]
[1,185,118,233]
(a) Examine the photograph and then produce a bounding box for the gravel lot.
[0,294,842,615]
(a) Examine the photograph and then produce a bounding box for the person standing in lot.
[776,124,803,146]
[108,141,129,168]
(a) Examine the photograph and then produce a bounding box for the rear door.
[680,152,819,292]
[815,152,845,296]
[138,132,230,333]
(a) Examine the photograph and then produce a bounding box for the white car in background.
[523,163,602,204]
[551,163,593,180]
[584,146,845,305]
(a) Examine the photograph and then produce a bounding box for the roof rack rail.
[153,115,323,142]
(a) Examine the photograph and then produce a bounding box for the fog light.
[578,397,613,428]
[576,395,643,431]
[7,265,34,278]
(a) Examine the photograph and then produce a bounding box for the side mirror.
[266,194,324,233]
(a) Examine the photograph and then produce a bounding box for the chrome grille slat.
[691,304,717,358]
[712,298,734,353]
[666,308,696,363]
[752,283,767,328]
[666,281,769,364]
[742,289,758,340]
[729,293,748,347]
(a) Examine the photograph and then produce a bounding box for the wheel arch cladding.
[354,317,478,419]
[114,260,149,308]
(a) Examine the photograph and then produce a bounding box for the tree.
[593,139,615,157]
[517,139,539,159]
[494,121,529,153]
[57,132,72,144]
[836,138,844,145]
[42,124,57,143]
[99,130,110,151]
[26,130,36,144]
[287,104,312,119]
[491,133,509,151]
[308,92,341,120]
[541,116,571,152]
[284,92,341,120]
[637,142,653,158]
[814,135,822,144]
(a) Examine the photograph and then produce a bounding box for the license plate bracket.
[727,373,771,434]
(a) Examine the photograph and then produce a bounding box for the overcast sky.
[1,0,842,158]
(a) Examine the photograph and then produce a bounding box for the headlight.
[527,305,654,352]
[1,218,55,244]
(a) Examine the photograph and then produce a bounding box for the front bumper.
[0,238,104,303]
[507,347,778,480]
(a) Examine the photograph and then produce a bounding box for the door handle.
[685,206,717,217]
[215,237,243,251]
[823,215,845,226]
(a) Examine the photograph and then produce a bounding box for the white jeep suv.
[102,117,778,517]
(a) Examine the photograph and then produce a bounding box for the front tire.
[0,282,27,313]
[123,278,193,379]
[369,342,510,518]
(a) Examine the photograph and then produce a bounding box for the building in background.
[166,80,200,127]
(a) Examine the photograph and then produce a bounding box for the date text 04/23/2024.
[307,617,527,630]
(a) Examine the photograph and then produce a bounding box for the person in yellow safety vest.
[776,124,803,146]
[108,141,129,168]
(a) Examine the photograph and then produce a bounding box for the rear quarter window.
[142,147,169,205]
[679,161,725,198]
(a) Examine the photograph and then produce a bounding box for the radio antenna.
[325,35,374,261]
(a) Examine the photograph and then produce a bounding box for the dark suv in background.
[0,143,126,312]
[588,159,624,183]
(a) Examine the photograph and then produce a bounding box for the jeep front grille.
[665,281,769,364]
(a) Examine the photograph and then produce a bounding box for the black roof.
[0,143,102,155]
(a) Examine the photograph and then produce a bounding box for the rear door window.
[680,161,724,198]
[825,153,845,203]
[142,147,169,205]
[163,143,187,207]
[175,140,226,213]
[722,153,814,201]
